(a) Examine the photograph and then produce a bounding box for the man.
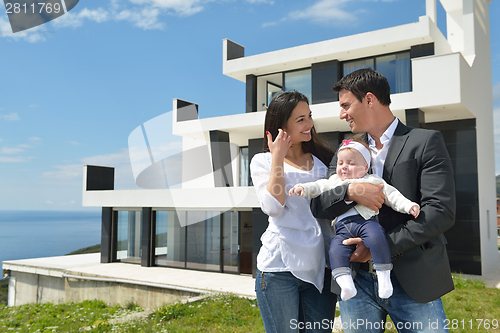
[311,68,455,332]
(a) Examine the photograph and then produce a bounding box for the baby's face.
[336,148,369,180]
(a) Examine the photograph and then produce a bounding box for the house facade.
[83,0,497,277]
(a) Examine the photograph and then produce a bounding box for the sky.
[0,0,499,211]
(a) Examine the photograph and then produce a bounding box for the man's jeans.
[255,269,336,333]
[338,269,448,332]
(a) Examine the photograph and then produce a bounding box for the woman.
[250,90,336,333]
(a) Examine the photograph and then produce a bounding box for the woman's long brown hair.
[263,90,334,166]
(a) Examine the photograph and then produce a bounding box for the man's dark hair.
[332,68,391,106]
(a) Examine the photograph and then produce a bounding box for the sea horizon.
[0,209,102,268]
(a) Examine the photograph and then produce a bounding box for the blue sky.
[0,0,499,211]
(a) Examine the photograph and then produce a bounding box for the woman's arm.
[265,129,291,205]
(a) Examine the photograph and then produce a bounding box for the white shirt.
[340,117,399,220]
[297,173,418,224]
[368,117,399,177]
[250,152,329,291]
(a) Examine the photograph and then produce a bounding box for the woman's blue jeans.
[255,268,336,333]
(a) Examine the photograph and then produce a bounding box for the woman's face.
[283,101,314,145]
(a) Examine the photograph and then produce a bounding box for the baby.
[289,138,420,301]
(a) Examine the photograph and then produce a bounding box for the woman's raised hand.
[267,129,291,160]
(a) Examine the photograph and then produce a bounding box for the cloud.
[52,7,109,28]
[43,148,136,186]
[70,141,81,145]
[1,147,24,154]
[0,156,26,162]
[246,0,274,3]
[30,137,42,142]
[288,0,356,25]
[0,140,36,162]
[42,164,82,180]
[127,0,207,16]
[0,17,46,43]
[51,0,208,31]
[2,0,275,40]
[493,82,500,105]
[115,7,164,30]
[1,113,20,121]
[81,148,133,167]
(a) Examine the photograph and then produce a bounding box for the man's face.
[338,89,372,133]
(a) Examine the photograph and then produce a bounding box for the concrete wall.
[8,271,200,309]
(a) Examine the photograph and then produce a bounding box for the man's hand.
[343,238,372,262]
[346,183,384,211]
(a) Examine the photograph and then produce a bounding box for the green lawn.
[0,274,499,332]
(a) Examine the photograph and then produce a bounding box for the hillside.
[1,244,101,305]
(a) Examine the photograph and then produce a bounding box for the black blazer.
[311,120,456,303]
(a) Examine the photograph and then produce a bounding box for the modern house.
[83,0,497,278]
[5,1,496,307]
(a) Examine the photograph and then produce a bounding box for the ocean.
[0,210,102,265]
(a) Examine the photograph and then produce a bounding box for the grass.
[0,294,264,332]
[381,274,500,333]
[0,278,8,305]
[0,299,131,332]
[150,294,264,332]
[441,275,500,333]
[0,275,499,332]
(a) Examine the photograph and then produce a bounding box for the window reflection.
[284,69,312,102]
[186,211,221,271]
[223,211,239,272]
[116,211,142,264]
[342,52,411,95]
[155,210,185,268]
[343,59,374,76]
[267,82,282,106]
[155,210,235,273]
[376,52,411,93]
[239,147,249,187]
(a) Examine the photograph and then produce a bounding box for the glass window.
[239,147,249,187]
[116,211,142,264]
[223,211,239,273]
[155,210,186,268]
[186,211,221,271]
[154,210,240,273]
[284,69,312,102]
[376,52,411,94]
[343,58,374,76]
[267,82,282,106]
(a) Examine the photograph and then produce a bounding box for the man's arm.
[385,131,456,256]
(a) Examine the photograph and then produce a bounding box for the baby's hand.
[289,185,305,197]
[409,205,420,218]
